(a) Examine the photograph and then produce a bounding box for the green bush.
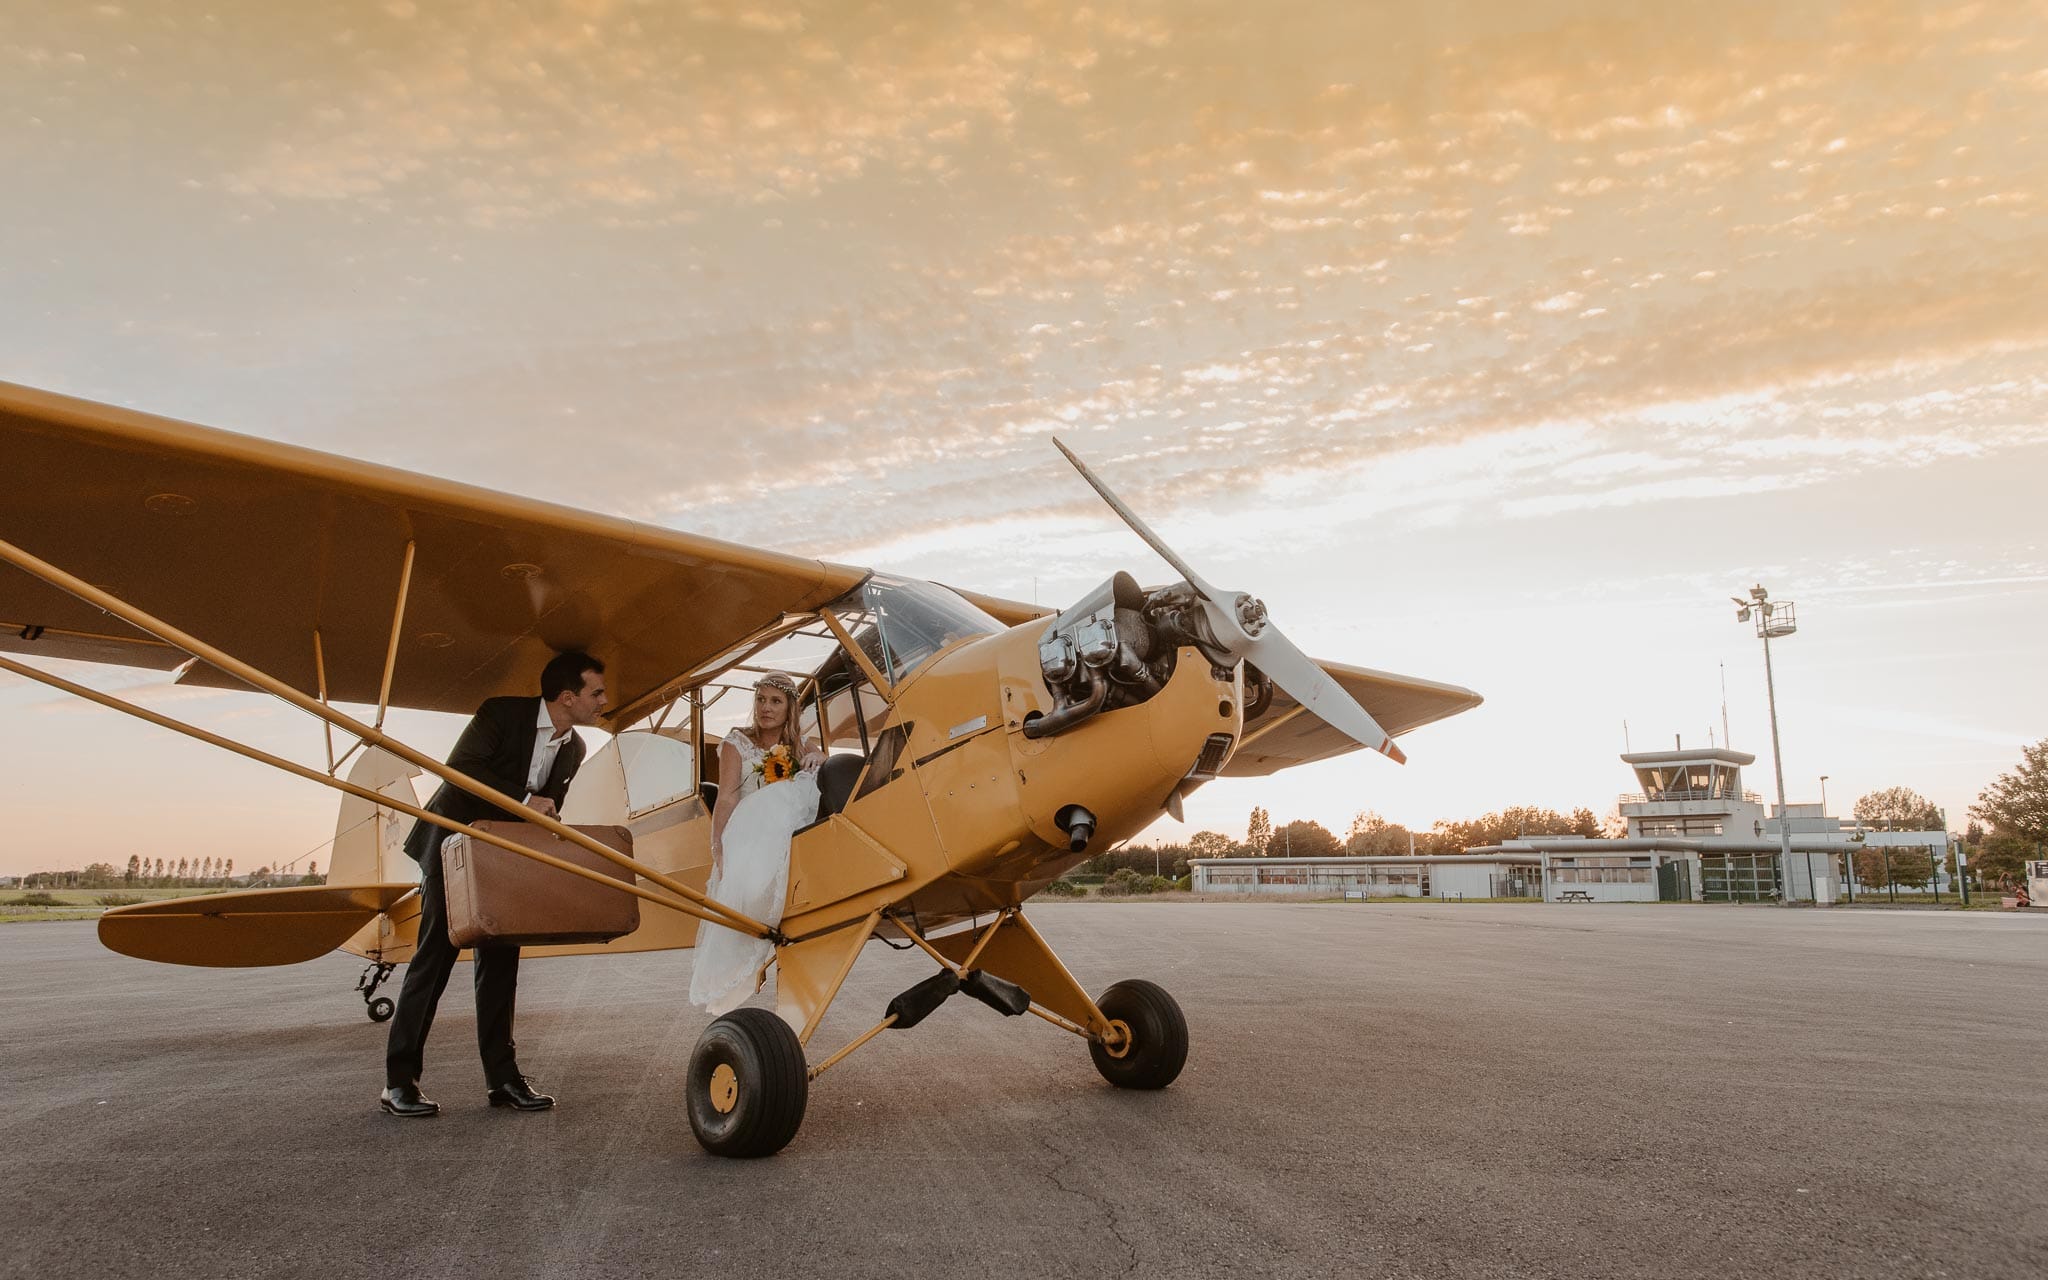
[96,893,144,907]
[1100,868,1142,895]
[1040,878,1087,897]
[1173,875,1193,892]
[1098,870,1177,896]
[7,892,59,907]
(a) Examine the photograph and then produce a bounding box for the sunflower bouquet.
[754,744,797,784]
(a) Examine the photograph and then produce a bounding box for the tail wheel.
[1088,979,1188,1090]
[366,996,395,1023]
[686,1008,809,1158]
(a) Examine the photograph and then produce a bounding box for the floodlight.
[1730,581,1800,905]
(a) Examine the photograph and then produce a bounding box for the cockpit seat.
[814,753,865,823]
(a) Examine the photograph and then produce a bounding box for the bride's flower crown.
[754,671,801,699]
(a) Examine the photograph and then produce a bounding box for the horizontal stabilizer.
[98,884,417,968]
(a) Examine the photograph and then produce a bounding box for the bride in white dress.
[689,672,823,1019]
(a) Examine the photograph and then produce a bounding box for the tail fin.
[327,748,424,886]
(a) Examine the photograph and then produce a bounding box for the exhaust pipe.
[1022,664,1109,740]
[1056,804,1098,853]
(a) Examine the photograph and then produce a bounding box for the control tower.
[1617,746,1766,840]
[1615,743,1853,901]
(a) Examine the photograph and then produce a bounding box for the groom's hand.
[526,795,558,819]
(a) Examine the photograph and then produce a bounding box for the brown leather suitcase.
[442,820,640,948]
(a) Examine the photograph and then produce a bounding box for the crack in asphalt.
[1031,1093,1141,1276]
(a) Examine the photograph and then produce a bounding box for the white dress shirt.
[526,701,576,798]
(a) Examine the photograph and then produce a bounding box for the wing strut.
[0,533,776,941]
[0,652,733,929]
[373,540,416,730]
[313,628,337,774]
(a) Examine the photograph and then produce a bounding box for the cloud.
[10,0,2048,562]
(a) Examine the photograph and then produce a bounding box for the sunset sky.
[4,0,2046,877]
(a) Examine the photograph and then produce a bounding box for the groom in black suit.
[381,649,608,1118]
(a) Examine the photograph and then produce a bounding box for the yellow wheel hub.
[708,1063,740,1114]
[1100,1019,1134,1059]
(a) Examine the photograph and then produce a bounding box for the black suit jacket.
[403,695,587,862]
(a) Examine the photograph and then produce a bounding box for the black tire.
[1088,979,1188,1090]
[686,1008,809,1157]
[366,996,395,1023]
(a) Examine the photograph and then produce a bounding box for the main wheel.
[686,1008,809,1157]
[1088,978,1188,1090]
[366,996,395,1023]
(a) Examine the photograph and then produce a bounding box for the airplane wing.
[0,381,867,724]
[947,586,1050,627]
[1222,660,1482,776]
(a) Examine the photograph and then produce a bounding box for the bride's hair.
[748,672,805,755]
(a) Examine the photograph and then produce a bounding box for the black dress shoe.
[487,1077,555,1111]
[380,1083,440,1118]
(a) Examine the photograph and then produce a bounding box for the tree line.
[1078,804,1605,878]
[14,854,323,890]
[1080,736,2048,889]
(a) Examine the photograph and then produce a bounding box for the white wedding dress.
[689,730,820,1019]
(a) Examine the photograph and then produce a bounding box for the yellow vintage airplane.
[0,380,1480,1156]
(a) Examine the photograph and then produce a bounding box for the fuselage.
[341,617,1241,962]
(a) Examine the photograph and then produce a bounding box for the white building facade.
[1189,854,1542,899]
[1483,746,1952,903]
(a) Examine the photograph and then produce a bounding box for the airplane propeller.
[1051,437,1407,765]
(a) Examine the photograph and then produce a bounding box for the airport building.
[1478,745,1952,903]
[1189,744,1951,904]
[1190,853,1541,898]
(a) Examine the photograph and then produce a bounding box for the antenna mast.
[1719,663,1731,748]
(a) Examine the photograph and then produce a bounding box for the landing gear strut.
[356,961,397,1023]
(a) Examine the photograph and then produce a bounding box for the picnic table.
[1555,889,1594,903]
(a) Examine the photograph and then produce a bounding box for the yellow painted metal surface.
[785,818,907,917]
[774,912,881,1044]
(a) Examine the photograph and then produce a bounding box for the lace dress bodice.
[724,730,768,803]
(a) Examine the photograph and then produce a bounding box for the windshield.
[837,575,1005,685]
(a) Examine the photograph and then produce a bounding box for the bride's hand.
[801,748,825,770]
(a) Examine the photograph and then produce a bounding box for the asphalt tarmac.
[3,903,2044,1279]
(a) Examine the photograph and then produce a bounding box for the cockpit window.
[842,575,1005,685]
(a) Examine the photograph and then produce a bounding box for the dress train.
[689,770,819,1019]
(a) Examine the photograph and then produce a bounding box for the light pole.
[1820,774,1829,816]
[1732,584,1799,905]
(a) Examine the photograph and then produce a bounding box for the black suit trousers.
[384,836,521,1089]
